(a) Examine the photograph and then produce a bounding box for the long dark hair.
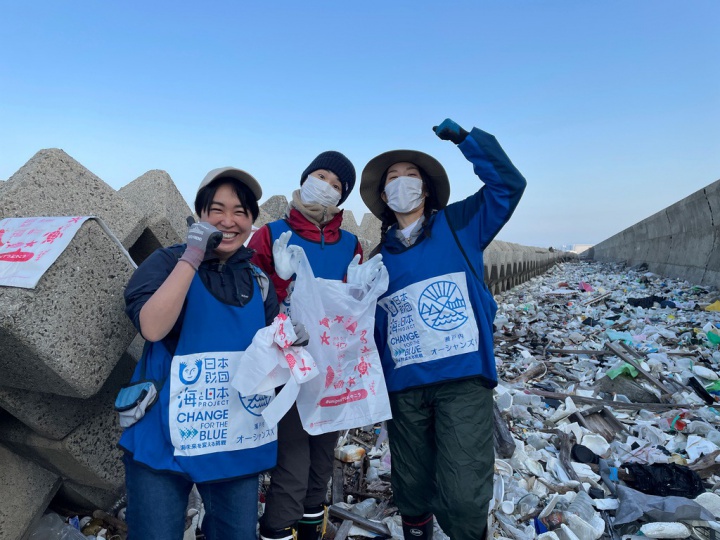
[377,165,442,246]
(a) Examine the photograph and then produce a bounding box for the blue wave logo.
[239,393,272,417]
[419,281,468,331]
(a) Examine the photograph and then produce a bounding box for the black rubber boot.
[401,513,433,539]
[259,524,296,540]
[296,504,327,540]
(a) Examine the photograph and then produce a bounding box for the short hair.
[194,177,260,223]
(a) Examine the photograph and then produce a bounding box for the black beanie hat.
[300,151,356,205]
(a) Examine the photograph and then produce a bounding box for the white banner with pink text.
[0,216,133,289]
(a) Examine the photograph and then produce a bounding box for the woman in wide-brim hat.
[360,119,527,540]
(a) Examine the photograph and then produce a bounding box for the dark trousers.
[387,378,494,540]
[261,404,337,530]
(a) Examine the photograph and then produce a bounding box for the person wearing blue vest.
[359,119,527,540]
[121,167,280,540]
[248,151,362,540]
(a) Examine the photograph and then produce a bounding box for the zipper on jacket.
[320,209,327,249]
[217,263,225,287]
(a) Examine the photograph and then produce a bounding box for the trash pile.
[489,260,720,539]
[28,260,720,539]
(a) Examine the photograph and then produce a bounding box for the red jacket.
[248,208,364,304]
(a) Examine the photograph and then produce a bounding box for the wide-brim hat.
[198,167,262,200]
[360,150,450,218]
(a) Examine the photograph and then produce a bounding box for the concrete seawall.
[587,178,720,288]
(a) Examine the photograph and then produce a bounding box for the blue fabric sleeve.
[124,246,186,341]
[444,127,527,251]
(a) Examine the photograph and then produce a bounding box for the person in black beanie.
[248,151,363,540]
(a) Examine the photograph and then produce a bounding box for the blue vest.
[376,211,498,393]
[267,219,357,280]
[119,272,277,482]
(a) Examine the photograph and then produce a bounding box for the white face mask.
[384,176,425,214]
[300,175,342,207]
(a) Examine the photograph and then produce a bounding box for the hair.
[377,165,442,247]
[194,177,260,223]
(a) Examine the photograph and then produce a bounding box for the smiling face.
[199,183,253,261]
[309,169,343,195]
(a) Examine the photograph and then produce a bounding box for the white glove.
[347,253,384,290]
[272,231,303,280]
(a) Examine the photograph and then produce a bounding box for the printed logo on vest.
[178,359,203,385]
[418,280,469,331]
[239,393,272,416]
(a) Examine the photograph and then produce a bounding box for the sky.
[1,1,718,249]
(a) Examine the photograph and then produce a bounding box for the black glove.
[432,118,469,145]
[179,222,223,270]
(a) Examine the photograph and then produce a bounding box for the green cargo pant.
[387,377,494,540]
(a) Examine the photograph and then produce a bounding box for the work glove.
[346,253,384,290]
[272,231,304,280]
[292,321,310,347]
[432,118,469,145]
[179,222,223,270]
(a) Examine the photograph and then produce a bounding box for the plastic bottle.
[351,498,377,518]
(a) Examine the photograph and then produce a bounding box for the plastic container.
[566,491,594,522]
[351,498,377,518]
[334,444,366,463]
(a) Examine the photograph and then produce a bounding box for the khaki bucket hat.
[360,150,450,218]
[197,167,262,200]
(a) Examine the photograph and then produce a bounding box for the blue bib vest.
[119,271,278,483]
[376,211,498,393]
[267,219,357,280]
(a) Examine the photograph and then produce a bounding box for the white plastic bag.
[290,251,392,434]
[232,313,319,427]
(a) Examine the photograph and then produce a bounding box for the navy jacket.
[125,245,279,353]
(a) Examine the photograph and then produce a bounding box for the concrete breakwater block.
[0,219,137,398]
[0,407,125,492]
[0,148,145,248]
[359,213,381,254]
[118,169,192,264]
[260,195,289,222]
[0,351,136,440]
[57,480,121,513]
[0,443,61,540]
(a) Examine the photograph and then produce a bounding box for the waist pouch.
[115,380,160,428]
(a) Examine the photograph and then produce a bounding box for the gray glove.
[179,222,223,270]
[292,322,310,347]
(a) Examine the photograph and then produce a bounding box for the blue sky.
[2,1,718,248]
